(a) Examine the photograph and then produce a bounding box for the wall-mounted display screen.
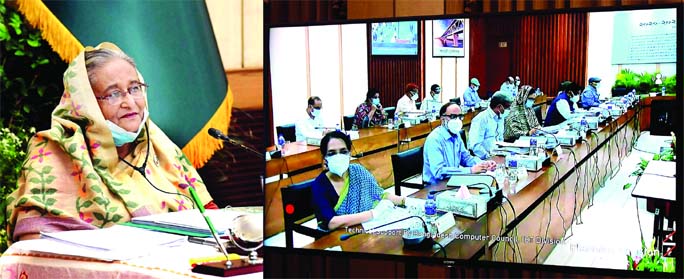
[371,21,418,55]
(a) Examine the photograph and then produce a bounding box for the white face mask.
[515,81,521,86]
[525,99,535,108]
[106,109,148,147]
[311,108,321,118]
[446,118,463,134]
[473,86,479,91]
[371,98,380,106]
[570,95,580,103]
[410,92,418,101]
[326,154,350,177]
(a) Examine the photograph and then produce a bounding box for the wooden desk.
[631,161,677,254]
[267,106,641,276]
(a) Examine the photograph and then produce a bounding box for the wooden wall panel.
[369,56,422,109]
[446,0,466,14]
[347,0,394,20]
[396,0,444,17]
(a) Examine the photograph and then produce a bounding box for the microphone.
[208,128,264,159]
[535,128,560,149]
[339,215,429,243]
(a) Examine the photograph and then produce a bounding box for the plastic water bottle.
[394,115,400,129]
[508,160,519,183]
[277,134,285,152]
[529,137,538,156]
[431,109,437,121]
[580,117,588,136]
[424,193,437,236]
[661,86,666,95]
[335,123,341,132]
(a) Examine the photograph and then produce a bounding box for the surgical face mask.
[311,108,321,118]
[515,80,521,86]
[570,95,580,103]
[410,92,418,101]
[525,99,535,108]
[446,118,463,134]
[106,110,148,147]
[371,98,380,106]
[434,89,441,94]
[499,106,509,118]
[473,86,479,91]
[594,83,601,89]
[326,154,350,177]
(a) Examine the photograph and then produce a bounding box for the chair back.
[390,146,424,195]
[533,105,543,126]
[276,124,296,142]
[280,179,328,248]
[343,115,356,130]
[383,107,396,120]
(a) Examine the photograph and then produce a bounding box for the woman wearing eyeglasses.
[6,43,217,242]
[503,85,543,141]
[311,131,405,231]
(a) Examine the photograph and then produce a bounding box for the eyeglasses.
[95,83,148,106]
[325,149,349,157]
[443,114,465,120]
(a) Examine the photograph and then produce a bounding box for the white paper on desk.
[131,209,244,235]
[643,160,675,177]
[361,207,416,233]
[38,225,186,261]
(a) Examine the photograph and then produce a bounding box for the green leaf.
[623,183,632,190]
[86,173,99,180]
[93,212,105,221]
[45,198,56,206]
[27,38,40,48]
[42,166,53,174]
[91,185,102,193]
[50,209,62,216]
[81,200,93,208]
[30,188,41,194]
[44,175,56,184]
[45,188,57,195]
[0,23,9,41]
[31,196,42,202]
[36,58,49,65]
[125,201,138,208]
[9,13,22,35]
[29,177,41,184]
[16,197,28,206]
[22,105,30,113]
[117,189,131,195]
[14,50,24,56]
[111,214,123,223]
[107,206,118,213]
[93,196,107,205]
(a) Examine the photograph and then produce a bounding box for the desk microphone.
[208,128,264,158]
[339,215,429,242]
[535,128,560,149]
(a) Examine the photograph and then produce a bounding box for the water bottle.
[529,137,538,156]
[335,123,341,132]
[277,134,285,153]
[424,193,437,236]
[661,86,666,95]
[580,117,588,136]
[508,160,519,183]
[394,115,400,129]
[431,109,437,121]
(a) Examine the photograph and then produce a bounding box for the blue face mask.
[525,99,535,108]
[372,98,380,106]
[311,108,321,118]
[106,110,148,147]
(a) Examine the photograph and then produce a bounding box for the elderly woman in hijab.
[6,43,218,242]
[503,85,542,141]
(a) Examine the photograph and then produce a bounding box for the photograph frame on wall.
[432,18,465,58]
[370,20,419,56]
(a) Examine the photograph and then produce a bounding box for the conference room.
[264,5,680,277]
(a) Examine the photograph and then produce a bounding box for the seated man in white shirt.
[396,83,420,116]
[544,81,583,127]
[500,76,516,96]
[468,91,514,159]
[420,84,442,115]
[295,96,325,142]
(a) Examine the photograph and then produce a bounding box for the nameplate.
[435,212,456,234]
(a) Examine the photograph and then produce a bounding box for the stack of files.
[21,225,187,261]
[125,209,245,237]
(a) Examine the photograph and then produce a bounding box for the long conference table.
[266,102,643,277]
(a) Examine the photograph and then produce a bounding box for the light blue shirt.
[463,87,480,108]
[500,82,517,96]
[580,85,600,108]
[468,108,504,159]
[422,126,482,185]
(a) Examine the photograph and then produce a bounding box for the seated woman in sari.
[311,131,405,231]
[503,85,543,141]
[6,43,218,242]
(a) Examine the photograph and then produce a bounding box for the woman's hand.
[529,128,538,136]
[370,199,394,219]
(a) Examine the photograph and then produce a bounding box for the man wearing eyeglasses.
[468,91,513,159]
[422,103,497,185]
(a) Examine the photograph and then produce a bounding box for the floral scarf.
[6,43,213,242]
[504,85,541,141]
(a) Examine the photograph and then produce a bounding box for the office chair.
[280,179,329,248]
[390,146,424,196]
[276,124,296,142]
[650,100,675,136]
[343,115,356,130]
[533,105,543,126]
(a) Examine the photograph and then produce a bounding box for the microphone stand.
[218,137,264,159]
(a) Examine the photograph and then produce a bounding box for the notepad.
[128,209,245,236]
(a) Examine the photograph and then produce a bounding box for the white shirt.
[396,94,416,115]
[556,99,580,121]
[295,112,324,142]
[419,93,442,114]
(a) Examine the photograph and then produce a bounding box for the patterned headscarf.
[504,85,541,141]
[6,42,213,241]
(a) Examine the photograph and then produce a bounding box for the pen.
[187,187,232,265]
